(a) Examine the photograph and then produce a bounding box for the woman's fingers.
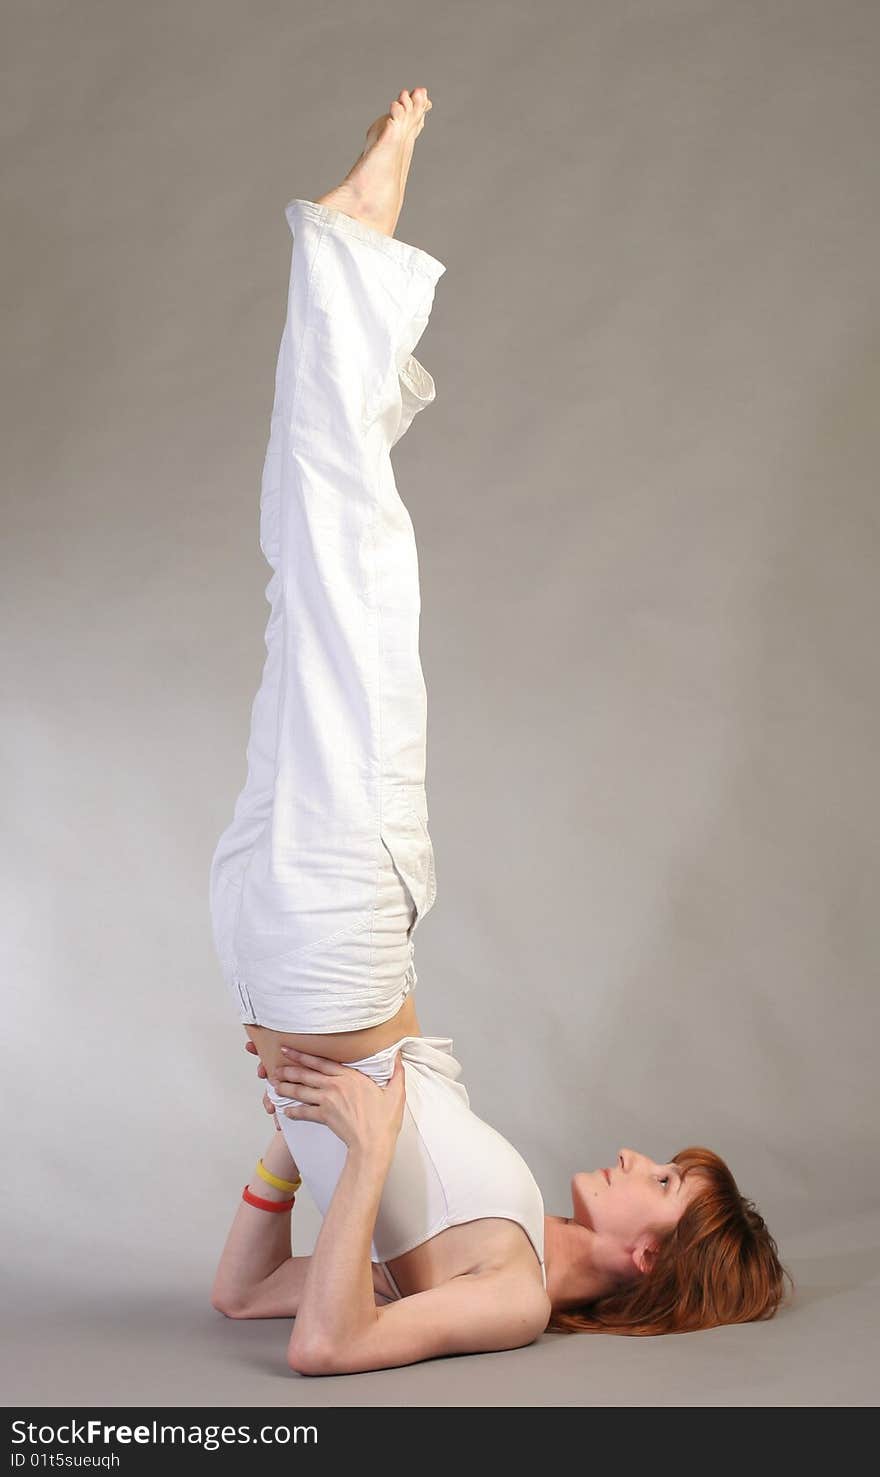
[271,1082,323,1106]
[280,1047,346,1075]
[262,1093,281,1130]
[272,1062,335,1090]
[244,1039,268,1078]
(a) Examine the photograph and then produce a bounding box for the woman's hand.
[244,1038,282,1129]
[269,1048,406,1157]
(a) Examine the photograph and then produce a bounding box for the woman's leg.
[209,107,444,1034]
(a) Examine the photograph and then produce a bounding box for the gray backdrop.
[3,0,878,1406]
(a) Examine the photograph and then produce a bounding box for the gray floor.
[5,1212,878,1407]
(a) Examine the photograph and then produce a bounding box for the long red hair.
[548,1146,794,1336]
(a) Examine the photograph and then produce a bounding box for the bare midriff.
[243,989,422,1081]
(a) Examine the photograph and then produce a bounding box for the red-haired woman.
[208,89,792,1374]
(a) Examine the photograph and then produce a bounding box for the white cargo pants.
[208,199,445,1032]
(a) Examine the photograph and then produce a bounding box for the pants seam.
[270,211,329,944]
[367,425,384,1006]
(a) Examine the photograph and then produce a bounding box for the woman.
[208,88,791,1375]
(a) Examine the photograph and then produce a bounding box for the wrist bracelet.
[255,1157,302,1194]
[242,1184,296,1213]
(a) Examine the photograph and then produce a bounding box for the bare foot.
[315,87,433,239]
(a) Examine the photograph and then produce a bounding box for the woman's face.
[571,1148,701,1265]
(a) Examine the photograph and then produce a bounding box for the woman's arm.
[286,1130,551,1372]
[264,1047,404,1366]
[287,1137,395,1362]
[261,1049,550,1373]
[293,1272,552,1375]
[210,1130,302,1316]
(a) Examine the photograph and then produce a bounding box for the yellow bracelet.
[255,1157,302,1194]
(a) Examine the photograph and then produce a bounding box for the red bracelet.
[241,1183,296,1213]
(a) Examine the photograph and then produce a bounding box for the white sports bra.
[266,1034,547,1295]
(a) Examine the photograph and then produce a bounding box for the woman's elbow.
[211,1289,252,1319]
[287,1338,339,1376]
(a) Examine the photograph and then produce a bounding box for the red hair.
[548,1146,794,1336]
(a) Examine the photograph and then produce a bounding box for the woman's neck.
[543,1214,633,1311]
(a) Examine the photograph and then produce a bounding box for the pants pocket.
[380,788,437,936]
[392,353,437,446]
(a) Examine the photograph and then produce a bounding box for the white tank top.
[266,1034,547,1294]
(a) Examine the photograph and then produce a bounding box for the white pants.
[208,200,446,1032]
